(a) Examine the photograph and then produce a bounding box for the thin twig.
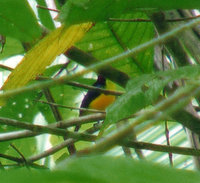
[43,88,63,121]
[109,15,200,22]
[54,61,70,77]
[10,143,27,163]
[36,100,105,113]
[0,152,47,169]
[36,5,200,23]
[0,64,13,71]
[165,121,173,166]
[67,81,123,96]
[0,35,6,53]
[36,5,59,12]
[37,76,123,96]
[0,153,23,163]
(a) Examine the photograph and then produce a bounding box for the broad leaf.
[106,65,200,125]
[1,23,93,94]
[0,0,42,42]
[77,12,154,77]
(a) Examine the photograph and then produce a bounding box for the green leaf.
[55,156,200,183]
[0,91,39,154]
[1,137,37,164]
[0,37,24,60]
[1,156,200,182]
[0,142,10,154]
[59,0,128,26]
[59,0,200,25]
[0,0,42,42]
[43,64,65,77]
[36,0,55,30]
[77,12,154,77]
[105,65,200,125]
[39,84,81,123]
[0,91,39,130]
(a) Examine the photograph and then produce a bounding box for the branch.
[27,138,74,163]
[36,100,105,114]
[109,15,200,23]
[65,46,130,88]
[66,81,123,96]
[0,113,105,142]
[0,117,96,141]
[37,76,123,96]
[0,153,23,163]
[0,153,48,169]
[27,123,103,163]
[0,64,13,71]
[123,140,200,156]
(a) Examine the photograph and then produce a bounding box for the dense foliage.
[1,0,200,182]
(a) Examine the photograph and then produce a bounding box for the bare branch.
[0,113,105,142]
[0,117,96,141]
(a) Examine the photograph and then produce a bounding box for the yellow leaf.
[2,23,93,91]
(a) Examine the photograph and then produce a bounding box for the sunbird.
[68,75,116,154]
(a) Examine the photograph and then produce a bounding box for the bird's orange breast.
[89,94,116,110]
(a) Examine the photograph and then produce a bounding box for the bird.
[67,75,116,154]
[79,74,116,116]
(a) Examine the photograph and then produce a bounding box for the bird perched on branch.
[68,75,116,154]
[79,74,116,116]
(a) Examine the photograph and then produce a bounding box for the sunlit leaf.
[77,13,154,77]
[1,23,93,92]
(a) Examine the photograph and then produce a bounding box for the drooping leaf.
[0,0,42,42]
[1,23,93,94]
